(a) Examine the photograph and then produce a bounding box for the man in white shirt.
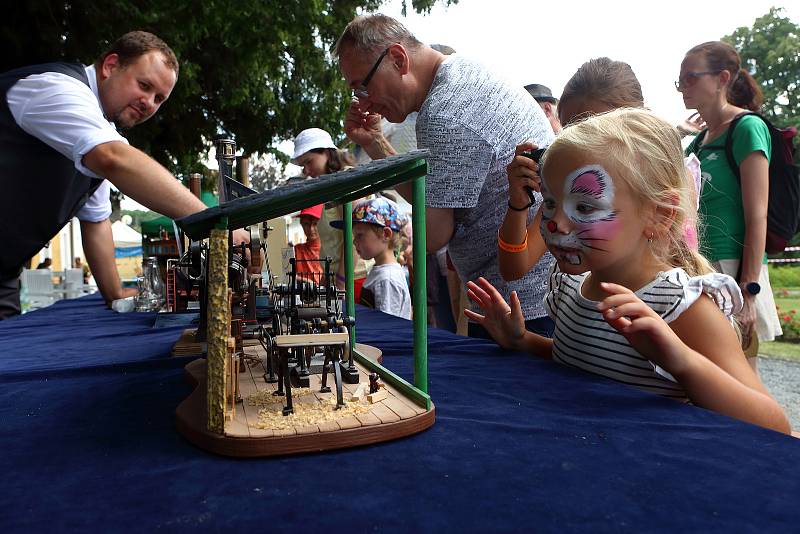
[0,31,214,319]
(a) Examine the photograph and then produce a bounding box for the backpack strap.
[686,128,707,156]
[723,111,758,182]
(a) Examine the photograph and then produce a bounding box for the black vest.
[0,62,104,277]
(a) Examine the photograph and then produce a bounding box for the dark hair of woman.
[559,57,644,115]
[686,41,763,111]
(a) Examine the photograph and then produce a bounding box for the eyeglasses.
[353,47,391,99]
[674,71,721,90]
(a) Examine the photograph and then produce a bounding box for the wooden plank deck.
[223,344,426,438]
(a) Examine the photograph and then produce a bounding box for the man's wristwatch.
[742,281,761,296]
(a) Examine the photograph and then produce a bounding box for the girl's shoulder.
[652,268,743,324]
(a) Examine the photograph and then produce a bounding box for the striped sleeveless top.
[544,268,742,401]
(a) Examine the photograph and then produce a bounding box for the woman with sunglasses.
[679,41,781,368]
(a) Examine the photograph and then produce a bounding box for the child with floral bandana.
[466,108,789,434]
[333,197,411,320]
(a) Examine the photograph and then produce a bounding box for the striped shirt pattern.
[545,268,731,401]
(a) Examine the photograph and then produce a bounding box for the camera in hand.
[519,147,546,204]
[521,147,546,163]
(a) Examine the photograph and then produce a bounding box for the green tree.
[2,0,453,172]
[724,7,800,128]
[249,155,294,193]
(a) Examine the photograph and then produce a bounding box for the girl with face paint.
[499,58,644,283]
[468,109,790,435]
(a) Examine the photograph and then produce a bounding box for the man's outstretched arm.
[82,141,207,219]
[80,219,137,304]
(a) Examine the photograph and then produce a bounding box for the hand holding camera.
[506,142,546,211]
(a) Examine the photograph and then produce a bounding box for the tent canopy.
[140,191,218,237]
[111,220,143,248]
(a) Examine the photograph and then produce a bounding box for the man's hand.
[344,98,391,159]
[117,287,139,300]
[230,228,264,273]
[465,277,527,350]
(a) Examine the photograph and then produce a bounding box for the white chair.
[21,269,59,310]
[64,268,86,299]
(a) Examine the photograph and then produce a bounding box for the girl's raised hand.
[506,142,541,210]
[465,277,527,350]
[597,282,686,372]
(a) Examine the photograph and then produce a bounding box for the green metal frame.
[176,151,432,409]
[178,153,429,240]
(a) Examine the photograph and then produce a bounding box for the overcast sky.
[378,0,799,126]
[123,1,798,211]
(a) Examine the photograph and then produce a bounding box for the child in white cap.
[291,128,373,301]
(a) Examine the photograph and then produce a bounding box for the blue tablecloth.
[1,294,798,532]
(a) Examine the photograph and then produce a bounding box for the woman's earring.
[647,233,654,243]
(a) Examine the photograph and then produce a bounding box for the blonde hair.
[541,108,713,277]
[366,223,403,252]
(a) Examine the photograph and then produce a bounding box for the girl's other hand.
[465,277,526,350]
[598,282,686,372]
[506,142,541,209]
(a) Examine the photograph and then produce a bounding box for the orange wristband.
[498,232,528,253]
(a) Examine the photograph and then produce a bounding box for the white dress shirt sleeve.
[6,69,129,179]
[75,179,112,222]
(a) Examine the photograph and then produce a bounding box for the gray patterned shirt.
[416,55,556,319]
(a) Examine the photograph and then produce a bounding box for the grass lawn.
[760,290,800,361]
[760,339,800,361]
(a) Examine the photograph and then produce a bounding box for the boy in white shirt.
[333,197,411,319]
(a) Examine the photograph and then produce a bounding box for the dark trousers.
[0,275,21,320]
[468,315,555,341]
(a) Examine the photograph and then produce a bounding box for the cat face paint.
[540,164,620,267]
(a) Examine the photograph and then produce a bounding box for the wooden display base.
[176,344,433,457]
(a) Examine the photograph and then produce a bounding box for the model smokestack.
[214,137,236,203]
[189,173,202,199]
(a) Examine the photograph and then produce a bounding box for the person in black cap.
[524,83,561,134]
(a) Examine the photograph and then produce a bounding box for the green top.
[686,115,771,262]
